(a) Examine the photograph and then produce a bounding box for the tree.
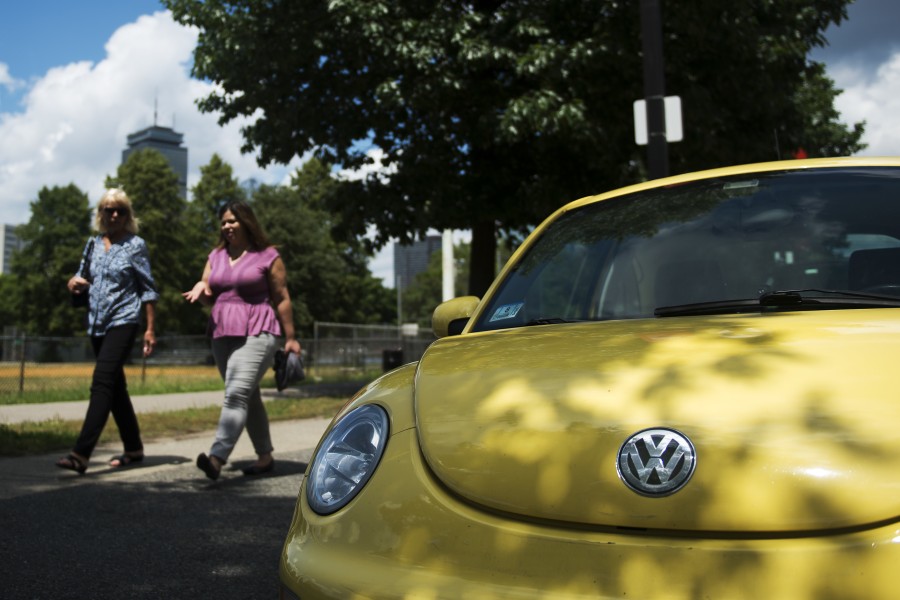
[165,0,865,296]
[10,184,92,335]
[251,158,394,333]
[107,149,196,333]
[0,274,19,332]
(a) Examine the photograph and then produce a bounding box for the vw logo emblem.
[616,428,696,496]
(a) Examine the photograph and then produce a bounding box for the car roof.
[561,156,900,215]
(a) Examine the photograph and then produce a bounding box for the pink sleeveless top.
[207,246,283,338]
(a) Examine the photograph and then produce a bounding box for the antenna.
[154,96,158,126]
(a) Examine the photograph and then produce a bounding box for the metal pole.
[18,333,25,394]
[640,0,669,179]
[442,229,454,302]
[396,275,403,325]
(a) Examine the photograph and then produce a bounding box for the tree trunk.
[467,220,497,297]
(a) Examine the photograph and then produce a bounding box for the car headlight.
[306,404,389,515]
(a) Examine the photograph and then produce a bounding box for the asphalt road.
[0,417,331,600]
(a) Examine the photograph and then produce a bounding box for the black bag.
[71,238,94,308]
[273,349,305,391]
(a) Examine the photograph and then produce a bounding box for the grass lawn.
[0,362,380,456]
[0,363,381,405]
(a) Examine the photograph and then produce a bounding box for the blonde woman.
[56,189,159,474]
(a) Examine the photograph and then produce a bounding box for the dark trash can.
[382,349,404,372]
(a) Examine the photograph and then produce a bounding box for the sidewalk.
[0,382,367,499]
[0,415,333,500]
[0,381,366,425]
[0,390,225,425]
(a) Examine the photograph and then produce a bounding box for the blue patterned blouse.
[77,233,159,336]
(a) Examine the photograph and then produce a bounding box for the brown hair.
[216,200,270,250]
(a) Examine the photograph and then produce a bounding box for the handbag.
[71,238,95,308]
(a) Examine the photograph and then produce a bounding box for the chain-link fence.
[1,323,436,397]
[311,321,435,373]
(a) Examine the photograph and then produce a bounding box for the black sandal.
[55,454,87,475]
[109,453,144,468]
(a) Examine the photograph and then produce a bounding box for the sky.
[2,0,900,286]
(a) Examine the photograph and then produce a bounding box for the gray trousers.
[210,333,278,462]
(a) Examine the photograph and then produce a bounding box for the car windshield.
[473,167,900,332]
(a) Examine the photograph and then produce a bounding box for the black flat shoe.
[242,460,275,476]
[196,453,221,481]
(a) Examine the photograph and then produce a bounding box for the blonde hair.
[95,188,140,234]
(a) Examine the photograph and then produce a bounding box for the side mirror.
[432,296,481,338]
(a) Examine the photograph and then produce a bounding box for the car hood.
[414,310,900,533]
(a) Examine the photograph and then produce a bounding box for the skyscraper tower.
[0,224,23,275]
[394,235,443,291]
[122,116,188,198]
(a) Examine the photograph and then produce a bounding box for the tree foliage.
[252,159,395,334]
[0,274,19,332]
[5,152,396,336]
[10,184,92,335]
[166,0,865,296]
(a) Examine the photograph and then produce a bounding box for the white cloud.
[0,62,25,117]
[369,243,395,287]
[0,62,22,91]
[0,11,305,226]
[828,50,900,156]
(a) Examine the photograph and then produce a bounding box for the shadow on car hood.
[414,310,900,534]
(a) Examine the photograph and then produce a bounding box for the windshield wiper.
[655,289,900,317]
[523,317,574,326]
[761,288,900,304]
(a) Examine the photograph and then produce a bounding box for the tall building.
[394,235,442,291]
[0,224,23,275]
[122,124,188,198]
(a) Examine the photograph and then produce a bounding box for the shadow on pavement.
[0,455,311,599]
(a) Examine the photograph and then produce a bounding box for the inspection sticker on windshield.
[489,302,525,322]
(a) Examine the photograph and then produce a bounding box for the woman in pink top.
[183,201,301,480]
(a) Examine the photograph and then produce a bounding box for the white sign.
[633,96,683,145]
[401,323,420,337]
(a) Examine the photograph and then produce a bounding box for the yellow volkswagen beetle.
[280,157,900,599]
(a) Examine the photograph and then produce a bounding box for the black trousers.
[73,324,143,459]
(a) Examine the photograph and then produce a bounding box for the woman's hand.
[182,281,212,304]
[183,261,214,305]
[284,338,301,356]
[68,275,89,295]
[143,329,156,358]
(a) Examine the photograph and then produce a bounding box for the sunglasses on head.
[102,206,129,216]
